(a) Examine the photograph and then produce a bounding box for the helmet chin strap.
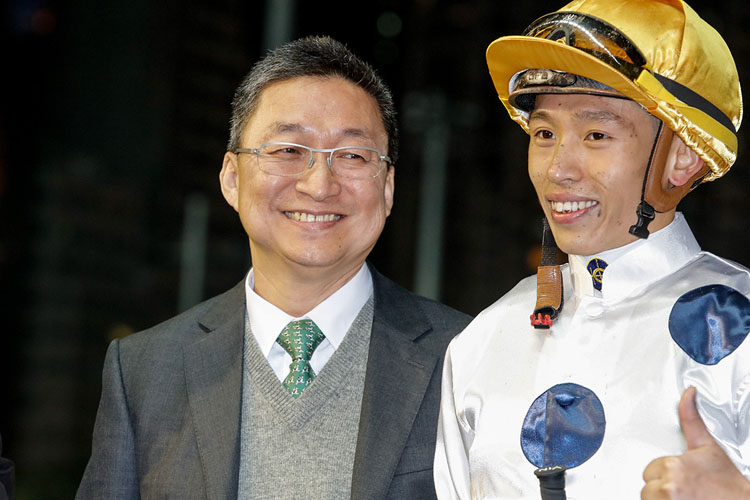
[629,122,708,238]
[628,122,670,238]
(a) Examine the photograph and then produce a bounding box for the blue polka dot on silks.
[520,383,606,469]
[669,284,750,365]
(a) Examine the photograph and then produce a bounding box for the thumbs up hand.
[641,387,750,499]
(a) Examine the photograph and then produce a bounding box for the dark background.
[3,0,749,498]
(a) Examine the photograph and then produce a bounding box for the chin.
[288,253,339,268]
[551,236,600,257]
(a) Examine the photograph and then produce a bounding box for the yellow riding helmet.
[486,0,742,181]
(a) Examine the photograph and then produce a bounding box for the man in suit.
[77,36,470,499]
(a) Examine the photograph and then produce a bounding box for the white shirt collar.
[568,212,701,303]
[244,264,373,356]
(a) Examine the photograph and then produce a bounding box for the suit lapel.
[183,282,245,500]
[351,268,439,500]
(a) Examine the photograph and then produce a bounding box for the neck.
[252,260,364,317]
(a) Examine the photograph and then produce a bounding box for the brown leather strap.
[535,265,563,310]
[531,265,563,329]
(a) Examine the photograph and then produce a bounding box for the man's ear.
[383,165,395,217]
[220,152,240,212]
[664,136,706,188]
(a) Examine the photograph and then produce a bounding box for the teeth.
[550,200,597,213]
[285,211,342,222]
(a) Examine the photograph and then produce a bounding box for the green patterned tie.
[276,319,326,398]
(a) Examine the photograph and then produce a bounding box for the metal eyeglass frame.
[234,142,392,178]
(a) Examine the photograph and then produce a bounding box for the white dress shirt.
[245,264,373,382]
[435,213,750,499]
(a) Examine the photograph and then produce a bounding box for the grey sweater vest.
[237,297,374,499]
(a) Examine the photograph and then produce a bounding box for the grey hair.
[227,35,398,164]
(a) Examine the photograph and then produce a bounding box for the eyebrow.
[528,109,553,123]
[529,108,635,132]
[272,122,305,134]
[267,122,373,141]
[574,109,628,125]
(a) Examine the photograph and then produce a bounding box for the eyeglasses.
[523,12,647,80]
[234,142,391,179]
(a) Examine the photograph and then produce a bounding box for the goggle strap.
[652,74,736,134]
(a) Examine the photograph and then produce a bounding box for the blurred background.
[2,0,750,497]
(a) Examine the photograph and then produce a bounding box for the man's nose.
[547,140,583,183]
[295,152,342,200]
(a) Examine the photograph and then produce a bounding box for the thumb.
[679,386,714,450]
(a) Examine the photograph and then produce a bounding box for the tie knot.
[586,258,608,292]
[276,319,326,362]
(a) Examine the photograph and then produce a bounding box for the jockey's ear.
[664,136,705,188]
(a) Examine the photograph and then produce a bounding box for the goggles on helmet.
[522,12,646,80]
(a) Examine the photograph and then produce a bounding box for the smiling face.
[220,75,394,289]
[527,93,674,256]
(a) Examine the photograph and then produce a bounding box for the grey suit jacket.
[76,264,471,500]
